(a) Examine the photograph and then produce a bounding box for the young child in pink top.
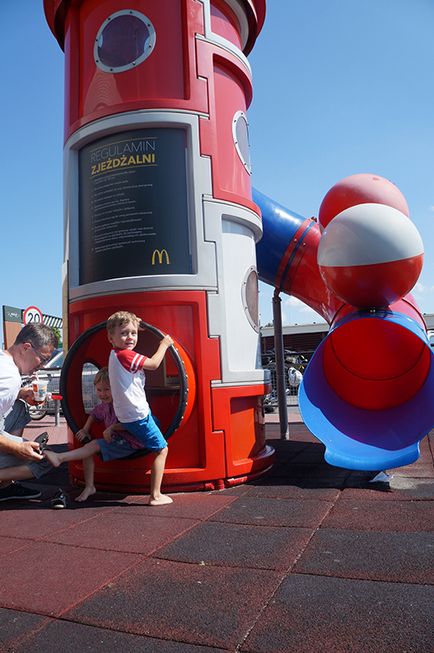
[44,367,143,502]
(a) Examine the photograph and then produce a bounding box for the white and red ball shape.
[318,173,410,230]
[317,203,424,308]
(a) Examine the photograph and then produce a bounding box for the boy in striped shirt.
[107,311,174,505]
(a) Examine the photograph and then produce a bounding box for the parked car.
[23,349,99,416]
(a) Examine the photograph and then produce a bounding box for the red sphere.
[318,173,409,230]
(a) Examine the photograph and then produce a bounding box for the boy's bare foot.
[149,494,173,506]
[75,486,96,502]
[43,450,62,468]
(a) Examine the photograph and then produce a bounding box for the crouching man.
[0,323,57,501]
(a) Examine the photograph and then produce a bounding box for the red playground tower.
[44,0,274,491]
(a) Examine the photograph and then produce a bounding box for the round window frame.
[241,265,260,332]
[94,9,156,74]
[232,110,252,175]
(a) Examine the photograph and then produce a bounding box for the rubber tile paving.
[154,521,313,570]
[243,482,340,502]
[0,535,37,556]
[0,607,46,651]
[13,619,228,653]
[0,540,141,616]
[41,512,199,554]
[293,528,434,584]
[241,574,434,653]
[65,557,282,649]
[209,495,333,528]
[0,504,108,539]
[323,498,434,532]
[115,491,237,520]
[341,477,434,501]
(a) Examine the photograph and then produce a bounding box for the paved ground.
[1,413,433,652]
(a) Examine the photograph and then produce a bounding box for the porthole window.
[94,10,156,73]
[242,266,259,331]
[232,110,252,175]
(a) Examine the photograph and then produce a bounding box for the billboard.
[78,128,192,285]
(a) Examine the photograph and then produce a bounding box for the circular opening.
[94,10,156,73]
[242,266,259,331]
[232,111,252,174]
[60,322,190,446]
[323,317,431,410]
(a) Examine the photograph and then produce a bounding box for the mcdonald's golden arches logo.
[151,248,170,265]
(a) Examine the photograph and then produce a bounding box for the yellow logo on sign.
[151,249,170,265]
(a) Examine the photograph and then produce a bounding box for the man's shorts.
[0,432,52,478]
[4,400,31,434]
[122,413,168,452]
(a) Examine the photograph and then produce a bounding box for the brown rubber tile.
[294,528,434,583]
[342,476,434,500]
[155,521,313,570]
[0,607,47,651]
[13,619,228,653]
[241,574,434,653]
[243,482,340,502]
[65,558,282,649]
[209,495,333,528]
[323,498,434,532]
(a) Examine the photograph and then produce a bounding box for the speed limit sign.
[23,306,43,325]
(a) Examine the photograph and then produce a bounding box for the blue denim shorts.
[122,413,167,452]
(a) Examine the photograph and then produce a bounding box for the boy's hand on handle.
[162,334,174,348]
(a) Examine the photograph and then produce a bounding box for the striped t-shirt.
[108,348,149,423]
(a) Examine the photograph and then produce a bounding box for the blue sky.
[1,0,433,335]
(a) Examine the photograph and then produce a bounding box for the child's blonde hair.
[93,366,110,386]
[106,311,140,336]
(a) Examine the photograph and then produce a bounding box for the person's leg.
[44,440,101,467]
[75,455,96,502]
[0,464,36,482]
[149,447,172,505]
[122,414,172,505]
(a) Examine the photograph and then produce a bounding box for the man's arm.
[0,433,43,461]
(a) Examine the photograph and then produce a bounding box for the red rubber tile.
[294,529,434,583]
[155,521,312,570]
[65,558,282,649]
[242,574,434,653]
[14,618,227,653]
[323,499,434,532]
[210,496,333,528]
[0,541,140,616]
[0,535,34,555]
[42,512,198,554]
[0,505,108,539]
[120,492,237,520]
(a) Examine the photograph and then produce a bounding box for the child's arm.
[142,335,174,371]
[75,415,95,442]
